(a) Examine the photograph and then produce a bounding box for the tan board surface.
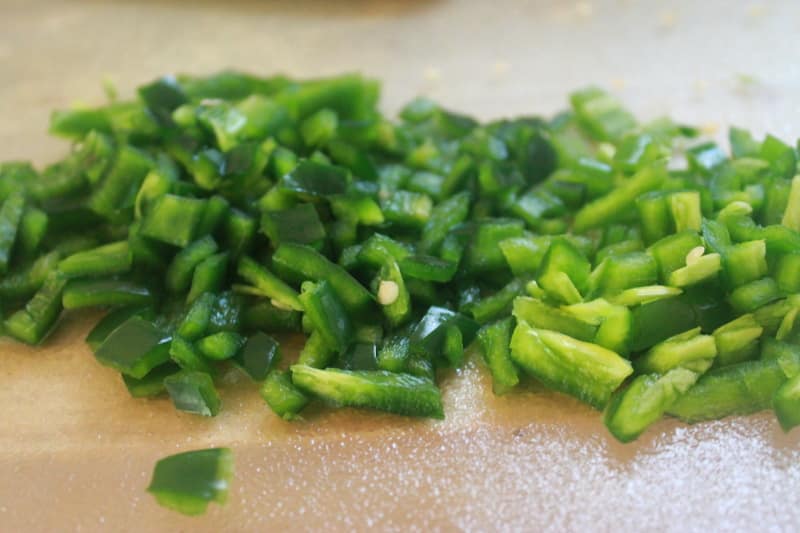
[2,1,800,531]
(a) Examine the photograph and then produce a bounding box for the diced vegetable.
[4,272,67,344]
[147,448,233,516]
[197,331,245,360]
[93,316,171,378]
[668,355,796,423]
[773,373,800,431]
[122,363,179,398]
[166,236,218,293]
[510,320,633,408]
[58,241,132,278]
[272,243,373,315]
[234,332,280,381]
[86,305,154,350]
[0,192,25,274]
[477,318,519,395]
[291,364,444,418]
[260,370,309,420]
[164,370,221,416]
[299,280,353,354]
[4,71,800,443]
[604,368,699,442]
[62,279,153,309]
[237,256,303,311]
[635,328,717,374]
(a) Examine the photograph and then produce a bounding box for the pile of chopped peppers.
[1,72,800,442]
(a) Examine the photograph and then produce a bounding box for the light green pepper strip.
[668,350,800,423]
[291,364,444,419]
[635,327,717,374]
[58,241,132,278]
[604,368,699,442]
[573,163,666,232]
[565,298,633,356]
[237,256,302,311]
[477,317,519,395]
[774,373,800,431]
[510,320,633,408]
[712,314,763,367]
[607,285,682,307]
[667,253,721,288]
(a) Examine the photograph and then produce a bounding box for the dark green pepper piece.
[93,316,171,378]
[477,317,519,395]
[164,370,221,416]
[0,192,25,275]
[233,332,280,381]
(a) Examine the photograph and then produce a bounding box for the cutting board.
[2,1,800,530]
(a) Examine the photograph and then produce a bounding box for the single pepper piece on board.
[147,447,233,516]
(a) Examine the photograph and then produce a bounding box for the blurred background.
[2,0,799,163]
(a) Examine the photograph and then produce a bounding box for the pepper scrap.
[147,447,233,516]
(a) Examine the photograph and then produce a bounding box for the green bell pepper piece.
[164,370,221,416]
[477,317,519,395]
[272,243,374,315]
[147,447,233,516]
[291,364,444,419]
[604,368,699,442]
[299,280,353,354]
[62,279,153,309]
[510,320,633,408]
[93,316,171,378]
[260,370,309,420]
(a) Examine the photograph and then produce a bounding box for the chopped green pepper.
[773,373,800,431]
[122,363,180,398]
[4,272,67,344]
[147,447,233,516]
[237,256,303,311]
[272,243,373,315]
[233,332,280,380]
[510,320,633,408]
[140,194,207,248]
[6,72,800,441]
[165,236,219,293]
[477,318,519,395]
[604,368,699,442]
[260,370,309,420]
[299,280,353,354]
[635,327,717,374]
[261,204,326,248]
[62,279,153,309]
[58,241,132,278]
[291,364,444,418]
[93,316,171,378]
[164,370,221,416]
[197,331,245,361]
[668,354,797,423]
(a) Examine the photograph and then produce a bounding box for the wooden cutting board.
[2,1,800,530]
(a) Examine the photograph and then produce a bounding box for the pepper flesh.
[147,448,233,516]
[291,364,444,418]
